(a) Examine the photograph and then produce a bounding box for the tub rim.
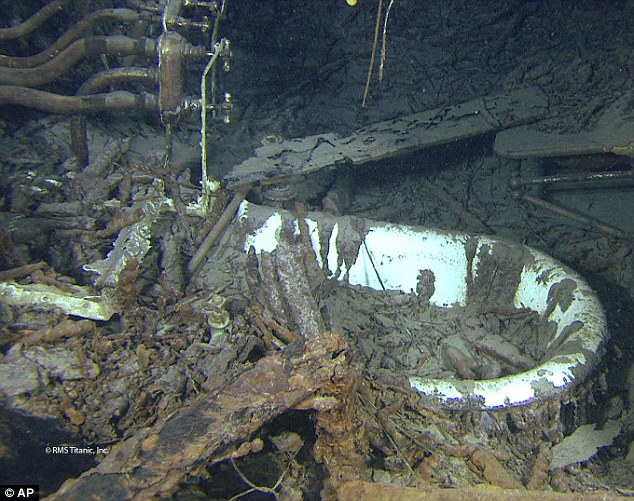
[237,201,609,411]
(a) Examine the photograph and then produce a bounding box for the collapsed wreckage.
[1,1,634,500]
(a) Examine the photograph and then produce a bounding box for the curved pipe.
[0,9,160,68]
[69,67,160,166]
[0,86,157,114]
[76,66,159,95]
[0,36,156,87]
[0,0,71,41]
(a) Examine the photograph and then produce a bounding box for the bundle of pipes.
[0,0,230,165]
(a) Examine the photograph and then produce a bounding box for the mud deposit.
[319,282,549,383]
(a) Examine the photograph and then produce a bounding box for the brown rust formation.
[48,330,353,498]
[0,210,622,498]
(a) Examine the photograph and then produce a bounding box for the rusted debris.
[92,206,145,240]
[274,239,326,338]
[47,329,351,500]
[470,448,524,490]
[0,261,44,281]
[311,362,368,500]
[22,318,95,346]
[73,138,130,203]
[245,227,326,344]
[337,480,626,501]
[39,233,359,499]
[245,300,301,349]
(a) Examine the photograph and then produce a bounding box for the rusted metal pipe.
[511,159,631,238]
[76,67,159,96]
[0,0,71,41]
[70,67,160,166]
[0,86,157,114]
[0,9,160,68]
[187,189,248,275]
[0,36,157,87]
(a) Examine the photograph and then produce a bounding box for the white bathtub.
[237,202,608,411]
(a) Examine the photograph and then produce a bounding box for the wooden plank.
[224,87,548,189]
[494,92,634,160]
[494,128,605,159]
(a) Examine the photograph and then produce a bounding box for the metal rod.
[362,239,385,291]
[199,38,228,208]
[518,169,634,187]
[210,0,228,118]
[521,193,624,239]
[187,189,247,275]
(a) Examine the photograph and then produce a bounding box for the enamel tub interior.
[237,202,608,411]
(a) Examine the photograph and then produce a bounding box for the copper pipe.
[0,36,156,87]
[70,67,159,166]
[0,0,71,41]
[76,66,159,95]
[0,9,160,68]
[0,86,157,114]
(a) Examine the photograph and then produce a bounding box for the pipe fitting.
[158,31,186,124]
